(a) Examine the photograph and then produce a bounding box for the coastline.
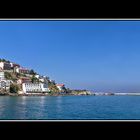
[2,89,139,97]
[1,92,140,96]
[0,91,93,96]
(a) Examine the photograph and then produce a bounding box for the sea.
[0,95,140,120]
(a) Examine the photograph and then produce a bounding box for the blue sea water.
[0,95,140,120]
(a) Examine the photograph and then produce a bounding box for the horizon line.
[0,18,140,20]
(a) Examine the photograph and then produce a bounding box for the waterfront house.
[56,84,65,91]
[22,82,50,94]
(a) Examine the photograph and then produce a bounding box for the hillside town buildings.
[10,62,20,68]
[19,67,30,74]
[0,62,11,70]
[0,59,67,95]
[14,67,30,74]
[0,61,30,74]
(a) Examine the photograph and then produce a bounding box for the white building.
[0,62,5,70]
[37,75,49,83]
[14,66,20,73]
[0,71,5,80]
[35,74,40,79]
[22,83,50,94]
[39,78,45,83]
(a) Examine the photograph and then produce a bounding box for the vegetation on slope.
[5,72,18,82]
[48,81,59,94]
[0,58,70,94]
[10,83,20,93]
[0,58,10,63]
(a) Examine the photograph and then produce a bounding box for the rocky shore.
[0,90,93,96]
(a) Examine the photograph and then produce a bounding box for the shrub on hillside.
[10,84,20,93]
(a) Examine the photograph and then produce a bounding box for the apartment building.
[22,82,49,94]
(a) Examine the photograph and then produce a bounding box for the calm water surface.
[0,95,140,120]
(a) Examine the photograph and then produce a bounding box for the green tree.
[5,72,12,80]
[0,58,10,63]
[30,69,36,75]
[48,81,59,93]
[31,75,39,83]
[6,60,10,63]
[2,59,6,62]
[10,83,20,93]
[5,72,17,82]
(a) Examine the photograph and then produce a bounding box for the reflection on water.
[0,104,6,117]
[1,96,140,119]
[56,96,63,117]
[40,96,45,106]
[20,96,27,105]
[17,97,28,119]
[37,96,48,119]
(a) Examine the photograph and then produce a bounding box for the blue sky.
[0,20,140,92]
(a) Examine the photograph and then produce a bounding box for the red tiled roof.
[56,84,65,86]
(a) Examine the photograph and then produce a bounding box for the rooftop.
[56,84,65,86]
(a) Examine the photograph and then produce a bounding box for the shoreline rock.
[0,92,93,96]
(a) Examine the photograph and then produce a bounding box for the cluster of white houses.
[0,61,65,94]
[0,70,50,94]
[0,61,49,94]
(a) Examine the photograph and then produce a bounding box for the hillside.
[0,58,90,95]
[0,58,68,94]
